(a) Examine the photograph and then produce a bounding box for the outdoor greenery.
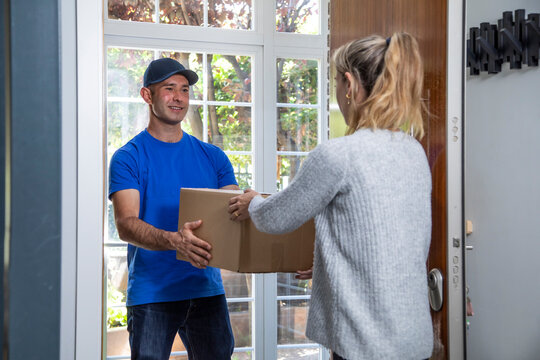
[107,281,128,328]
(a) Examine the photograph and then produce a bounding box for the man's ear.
[140,87,153,105]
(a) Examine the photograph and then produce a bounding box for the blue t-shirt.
[108,129,237,306]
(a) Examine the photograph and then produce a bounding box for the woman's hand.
[228,189,260,221]
[295,267,313,280]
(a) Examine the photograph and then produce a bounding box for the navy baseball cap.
[143,58,199,87]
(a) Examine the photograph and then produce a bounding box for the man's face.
[147,74,190,125]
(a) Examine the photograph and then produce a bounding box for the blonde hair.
[333,32,425,138]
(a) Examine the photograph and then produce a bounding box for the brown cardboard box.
[176,188,315,273]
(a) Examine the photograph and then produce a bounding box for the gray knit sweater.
[249,129,433,359]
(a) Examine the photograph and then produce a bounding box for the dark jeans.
[127,294,234,360]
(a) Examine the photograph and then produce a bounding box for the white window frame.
[75,1,329,358]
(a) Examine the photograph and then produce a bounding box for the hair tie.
[386,37,391,46]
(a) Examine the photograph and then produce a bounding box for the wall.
[0,0,7,351]
[465,1,540,359]
[2,0,64,358]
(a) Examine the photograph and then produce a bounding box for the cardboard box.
[176,188,315,273]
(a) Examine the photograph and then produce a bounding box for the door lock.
[428,268,443,311]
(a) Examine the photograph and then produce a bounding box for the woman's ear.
[344,71,366,103]
[344,72,355,94]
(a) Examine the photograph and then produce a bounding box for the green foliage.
[277,58,318,104]
[107,281,127,328]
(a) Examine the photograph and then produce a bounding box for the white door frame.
[74,0,105,357]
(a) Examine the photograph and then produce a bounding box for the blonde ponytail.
[333,32,426,138]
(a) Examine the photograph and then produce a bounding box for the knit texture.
[249,129,433,359]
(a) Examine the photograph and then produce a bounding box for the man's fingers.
[182,238,212,268]
[189,252,210,268]
[187,235,212,253]
[184,219,202,230]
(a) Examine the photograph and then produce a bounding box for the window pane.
[229,302,253,347]
[209,0,253,30]
[231,352,253,360]
[108,48,153,98]
[277,299,312,345]
[277,107,318,152]
[222,270,253,298]
[182,105,204,140]
[209,54,252,103]
[107,325,130,356]
[106,201,121,244]
[160,51,204,100]
[106,246,129,356]
[108,0,155,22]
[277,155,306,191]
[170,352,252,360]
[277,347,320,359]
[277,58,318,104]
[228,155,253,189]
[276,0,319,34]
[170,355,188,360]
[208,106,251,151]
[107,101,148,153]
[159,0,203,25]
[277,273,312,296]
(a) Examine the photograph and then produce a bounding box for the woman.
[229,33,433,360]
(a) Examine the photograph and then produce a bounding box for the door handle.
[428,268,443,311]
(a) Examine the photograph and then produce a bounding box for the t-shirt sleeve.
[248,142,347,234]
[214,148,238,188]
[108,149,139,200]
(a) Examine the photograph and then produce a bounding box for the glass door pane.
[276,0,320,34]
[108,0,155,22]
[275,56,320,357]
[108,0,253,30]
[105,46,254,359]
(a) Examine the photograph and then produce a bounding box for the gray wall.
[465,1,540,359]
[0,0,6,351]
[2,0,62,358]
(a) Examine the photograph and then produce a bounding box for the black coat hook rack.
[467,9,540,75]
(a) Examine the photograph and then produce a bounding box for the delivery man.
[109,57,239,359]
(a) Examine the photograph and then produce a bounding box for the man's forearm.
[116,216,175,251]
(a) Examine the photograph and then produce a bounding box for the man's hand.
[295,267,313,280]
[173,220,212,269]
[228,189,260,221]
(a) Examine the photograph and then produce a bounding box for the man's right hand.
[174,220,212,269]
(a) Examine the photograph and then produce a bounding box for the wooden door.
[330,1,448,358]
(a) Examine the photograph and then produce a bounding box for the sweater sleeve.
[248,142,347,234]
